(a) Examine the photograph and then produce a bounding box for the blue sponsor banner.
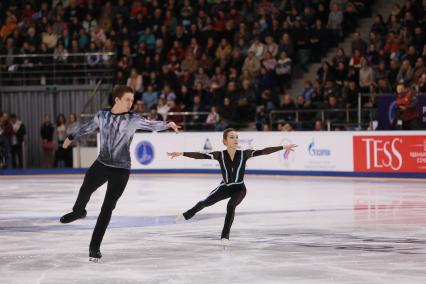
[135,141,155,165]
[377,95,426,130]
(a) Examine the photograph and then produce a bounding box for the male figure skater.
[60,85,180,261]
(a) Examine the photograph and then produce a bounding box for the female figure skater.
[60,85,180,261]
[167,128,297,246]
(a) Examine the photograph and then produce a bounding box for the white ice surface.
[0,174,425,284]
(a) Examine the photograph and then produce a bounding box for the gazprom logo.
[135,141,154,165]
[308,139,331,157]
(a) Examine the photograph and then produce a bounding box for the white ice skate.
[89,256,101,263]
[175,213,185,224]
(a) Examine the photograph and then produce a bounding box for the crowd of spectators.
[1,0,425,169]
[286,0,425,130]
[1,0,373,131]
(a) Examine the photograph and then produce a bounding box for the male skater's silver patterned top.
[68,109,167,169]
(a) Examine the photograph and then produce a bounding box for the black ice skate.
[60,210,87,223]
[89,248,102,262]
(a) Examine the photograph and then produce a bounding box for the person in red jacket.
[395,82,421,130]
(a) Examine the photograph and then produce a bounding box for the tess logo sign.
[353,136,426,172]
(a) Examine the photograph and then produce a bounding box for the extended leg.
[60,161,108,223]
[72,161,109,213]
[183,184,230,220]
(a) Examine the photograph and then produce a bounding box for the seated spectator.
[126,68,143,99]
[325,96,344,122]
[359,57,374,93]
[248,36,265,59]
[277,94,296,122]
[332,48,348,68]
[147,107,162,121]
[396,59,414,86]
[167,99,183,124]
[317,61,335,87]
[296,95,314,126]
[242,50,261,80]
[133,100,147,114]
[190,94,207,126]
[156,98,170,120]
[181,52,198,73]
[314,120,325,131]
[206,106,220,125]
[215,38,232,68]
[300,80,314,101]
[262,51,277,72]
[275,51,292,91]
[219,97,234,127]
[349,49,363,69]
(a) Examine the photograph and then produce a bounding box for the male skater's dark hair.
[112,85,134,100]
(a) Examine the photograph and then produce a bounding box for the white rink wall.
[74,131,426,175]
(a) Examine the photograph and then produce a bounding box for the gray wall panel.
[1,85,111,167]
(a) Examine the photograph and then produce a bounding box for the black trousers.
[402,118,421,130]
[11,144,23,168]
[183,183,247,239]
[72,160,130,250]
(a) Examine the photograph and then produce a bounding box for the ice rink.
[1,174,425,284]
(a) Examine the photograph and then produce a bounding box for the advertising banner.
[91,131,426,176]
[353,135,426,172]
[129,132,354,172]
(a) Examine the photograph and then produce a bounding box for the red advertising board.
[353,136,426,172]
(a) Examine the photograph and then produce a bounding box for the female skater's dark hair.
[223,128,236,140]
[112,85,134,100]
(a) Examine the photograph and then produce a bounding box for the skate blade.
[89,257,101,263]
[220,239,230,250]
[175,213,185,224]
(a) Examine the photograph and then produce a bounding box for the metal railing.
[269,108,367,130]
[165,111,216,130]
[0,52,116,86]
[268,93,426,131]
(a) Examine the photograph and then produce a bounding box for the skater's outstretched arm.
[246,144,297,158]
[63,111,101,149]
[133,113,181,133]
[167,151,220,160]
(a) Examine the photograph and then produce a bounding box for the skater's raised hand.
[283,144,297,152]
[167,152,183,158]
[62,138,72,149]
[166,122,181,133]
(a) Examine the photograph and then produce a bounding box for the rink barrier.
[0,168,425,179]
[1,131,425,178]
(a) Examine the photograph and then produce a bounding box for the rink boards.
[121,131,426,177]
